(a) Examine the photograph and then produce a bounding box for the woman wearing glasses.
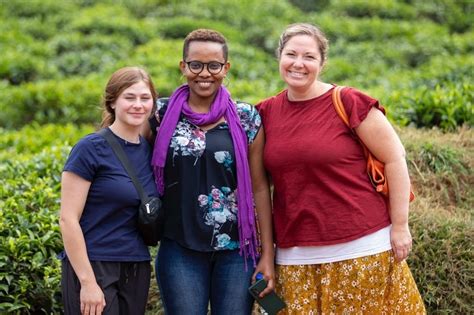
[143,29,275,314]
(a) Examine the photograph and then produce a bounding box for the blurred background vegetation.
[0,0,472,314]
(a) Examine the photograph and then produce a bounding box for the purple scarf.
[151,84,258,266]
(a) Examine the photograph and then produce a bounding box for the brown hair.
[182,29,228,61]
[100,66,157,127]
[276,23,329,66]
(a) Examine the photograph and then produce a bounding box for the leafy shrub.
[0,51,51,85]
[0,0,76,19]
[408,0,473,33]
[48,32,134,76]
[0,77,103,128]
[328,0,417,20]
[289,0,330,12]
[124,38,183,97]
[153,0,300,53]
[69,4,155,45]
[390,80,473,131]
[0,28,56,84]
[0,124,93,314]
[155,16,246,44]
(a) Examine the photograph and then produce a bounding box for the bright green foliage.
[0,0,472,130]
[0,124,94,313]
[0,0,473,313]
[0,77,103,128]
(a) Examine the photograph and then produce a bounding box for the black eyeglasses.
[185,60,226,75]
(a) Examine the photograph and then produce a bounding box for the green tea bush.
[0,123,94,155]
[1,17,59,41]
[49,32,134,76]
[0,28,56,84]
[0,124,92,313]
[125,38,183,96]
[390,80,473,131]
[69,4,155,45]
[155,16,246,44]
[316,14,419,42]
[0,52,51,85]
[408,0,473,33]
[153,0,299,52]
[0,77,103,128]
[289,0,330,12]
[328,0,417,20]
[0,0,76,19]
[1,153,65,313]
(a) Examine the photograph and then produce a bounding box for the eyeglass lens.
[187,61,224,74]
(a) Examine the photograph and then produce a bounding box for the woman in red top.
[256,23,425,314]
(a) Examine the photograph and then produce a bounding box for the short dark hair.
[183,29,228,61]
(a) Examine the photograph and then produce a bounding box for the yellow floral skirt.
[272,250,425,314]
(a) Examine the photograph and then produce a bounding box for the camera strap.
[97,128,147,203]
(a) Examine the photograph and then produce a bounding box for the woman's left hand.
[390,224,412,262]
[252,253,275,298]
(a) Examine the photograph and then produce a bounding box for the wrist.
[259,249,275,259]
[78,275,97,286]
[391,223,410,232]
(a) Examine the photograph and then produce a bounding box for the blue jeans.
[156,238,255,315]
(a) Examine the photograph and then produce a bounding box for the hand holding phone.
[248,273,286,315]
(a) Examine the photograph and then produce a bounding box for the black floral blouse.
[150,98,261,252]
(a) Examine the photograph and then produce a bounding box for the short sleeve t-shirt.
[60,129,158,261]
[151,98,261,252]
[257,87,390,248]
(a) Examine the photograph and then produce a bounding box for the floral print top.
[151,98,261,252]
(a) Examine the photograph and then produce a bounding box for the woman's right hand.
[80,281,106,315]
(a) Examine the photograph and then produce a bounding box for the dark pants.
[61,258,151,315]
[156,238,255,315]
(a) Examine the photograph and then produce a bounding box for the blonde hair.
[276,23,329,65]
[100,66,157,127]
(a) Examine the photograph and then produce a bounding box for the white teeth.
[288,71,305,78]
[197,82,212,88]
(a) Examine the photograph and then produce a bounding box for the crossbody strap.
[97,128,147,203]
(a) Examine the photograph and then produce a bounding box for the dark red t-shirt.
[257,86,390,248]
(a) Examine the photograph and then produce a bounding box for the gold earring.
[223,75,230,87]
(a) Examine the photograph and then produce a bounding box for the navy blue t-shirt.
[60,128,158,261]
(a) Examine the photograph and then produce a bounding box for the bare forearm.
[384,157,411,226]
[254,189,275,258]
[60,219,96,285]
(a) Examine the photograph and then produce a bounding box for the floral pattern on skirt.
[271,250,425,315]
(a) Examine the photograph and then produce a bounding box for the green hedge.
[0,77,103,128]
[0,124,93,313]
[0,0,471,130]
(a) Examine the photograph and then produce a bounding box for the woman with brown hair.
[59,66,158,314]
[256,23,425,314]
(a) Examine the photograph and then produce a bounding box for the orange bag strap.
[332,86,370,157]
[331,86,350,127]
